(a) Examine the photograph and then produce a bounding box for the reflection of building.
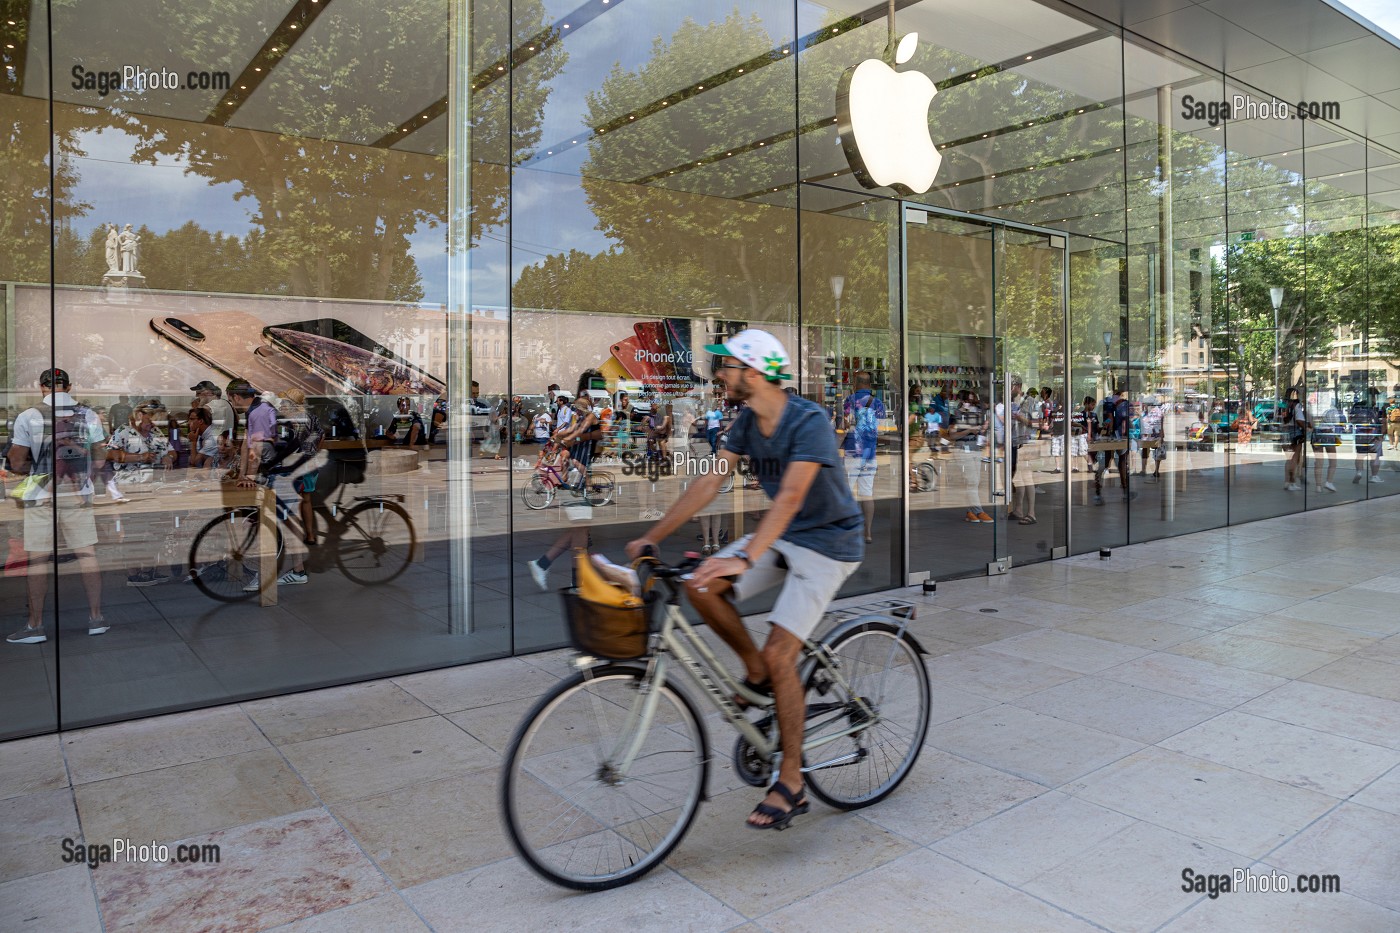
[5,1,1400,744]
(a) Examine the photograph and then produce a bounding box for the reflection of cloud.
[68,128,253,239]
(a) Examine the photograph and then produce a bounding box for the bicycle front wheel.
[583,470,616,506]
[801,621,930,810]
[911,462,937,492]
[335,500,415,585]
[188,507,283,602]
[521,475,552,510]
[500,665,707,891]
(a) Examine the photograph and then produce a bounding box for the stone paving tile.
[1268,804,1400,913]
[926,704,1143,787]
[0,866,101,933]
[403,859,745,932]
[61,706,269,785]
[242,681,436,745]
[922,647,1082,702]
[1022,821,1241,933]
[1161,883,1400,933]
[761,848,1097,932]
[1238,680,1400,750]
[1065,747,1337,859]
[983,629,1150,674]
[1098,652,1287,708]
[1011,676,1223,744]
[0,788,81,884]
[1158,710,1400,799]
[1165,632,1342,679]
[1300,656,1400,702]
[0,733,68,800]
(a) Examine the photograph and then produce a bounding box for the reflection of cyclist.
[627,329,863,832]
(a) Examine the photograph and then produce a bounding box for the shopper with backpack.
[6,368,109,644]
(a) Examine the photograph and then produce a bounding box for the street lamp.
[1102,330,1113,392]
[1269,286,1284,403]
[830,275,845,387]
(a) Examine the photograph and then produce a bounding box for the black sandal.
[747,781,809,831]
[732,677,772,710]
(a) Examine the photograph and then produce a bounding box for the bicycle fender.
[806,615,930,672]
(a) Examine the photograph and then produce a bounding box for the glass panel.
[1367,143,1400,493]
[801,193,903,593]
[905,212,998,579]
[995,228,1066,564]
[27,0,483,736]
[0,2,58,738]
[1123,51,1229,543]
[1222,80,1304,525]
[1302,123,1369,505]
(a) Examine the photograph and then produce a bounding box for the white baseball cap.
[704,328,792,382]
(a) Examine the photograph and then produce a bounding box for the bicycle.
[520,458,616,510]
[187,473,416,601]
[499,552,931,890]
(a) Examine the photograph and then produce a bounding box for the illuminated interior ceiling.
[4,0,1398,239]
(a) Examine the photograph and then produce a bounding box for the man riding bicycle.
[626,329,864,830]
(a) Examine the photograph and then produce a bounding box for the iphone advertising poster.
[11,285,772,403]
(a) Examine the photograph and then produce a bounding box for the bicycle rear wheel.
[801,621,930,810]
[335,500,415,585]
[583,470,616,506]
[500,665,706,891]
[521,475,552,510]
[188,507,284,602]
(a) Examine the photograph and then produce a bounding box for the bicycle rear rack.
[822,599,916,624]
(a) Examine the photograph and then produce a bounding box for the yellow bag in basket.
[574,548,643,609]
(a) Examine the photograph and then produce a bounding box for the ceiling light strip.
[204,0,331,126]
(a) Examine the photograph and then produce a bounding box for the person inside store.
[627,329,864,831]
[840,370,885,542]
[229,379,312,591]
[6,368,109,644]
[186,406,220,473]
[386,396,426,448]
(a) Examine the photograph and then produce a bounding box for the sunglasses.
[711,360,750,378]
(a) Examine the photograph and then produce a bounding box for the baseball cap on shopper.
[704,328,792,381]
[39,368,71,388]
[226,378,258,398]
[190,380,221,394]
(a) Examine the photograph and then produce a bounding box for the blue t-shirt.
[724,395,864,563]
[841,389,886,457]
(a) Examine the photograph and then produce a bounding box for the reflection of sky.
[68,127,254,238]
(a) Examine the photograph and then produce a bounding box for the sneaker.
[6,626,46,644]
[88,619,110,636]
[1093,495,1104,505]
[126,570,161,587]
[526,559,548,591]
[1373,475,1384,484]
[1354,473,1363,484]
[277,570,308,586]
[1324,482,1337,492]
[975,511,993,522]
[964,510,981,523]
[242,572,261,593]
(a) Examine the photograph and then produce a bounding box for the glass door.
[904,206,1067,580]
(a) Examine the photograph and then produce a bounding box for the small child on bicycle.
[534,438,570,481]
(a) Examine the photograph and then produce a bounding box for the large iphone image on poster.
[609,336,665,388]
[149,312,335,395]
[263,320,446,396]
[631,321,678,387]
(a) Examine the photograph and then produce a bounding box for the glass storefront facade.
[3,0,1398,740]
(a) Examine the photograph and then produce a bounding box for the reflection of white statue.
[119,224,140,273]
[104,224,119,272]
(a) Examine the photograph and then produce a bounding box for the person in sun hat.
[627,328,863,832]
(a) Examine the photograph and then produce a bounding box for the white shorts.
[716,534,859,641]
[844,454,876,498]
[1071,435,1088,458]
[23,497,98,552]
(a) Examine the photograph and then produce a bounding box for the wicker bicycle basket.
[560,588,659,660]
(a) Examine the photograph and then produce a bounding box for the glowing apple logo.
[836,33,941,194]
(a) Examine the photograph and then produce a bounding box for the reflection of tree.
[0,95,90,284]
[38,0,562,302]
